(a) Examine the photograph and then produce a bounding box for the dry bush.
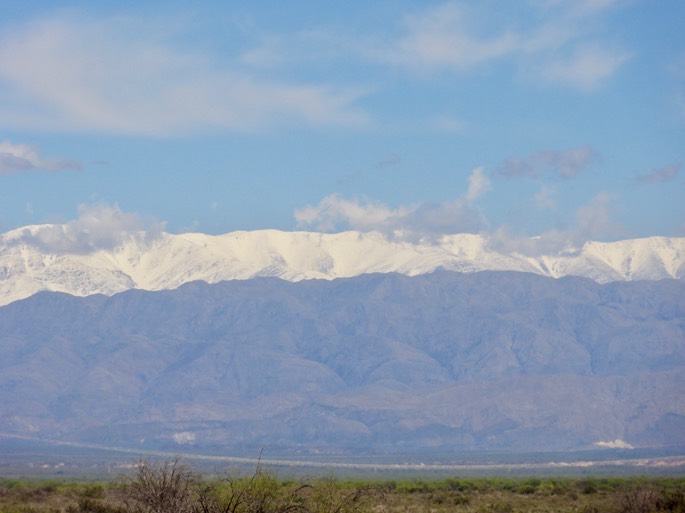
[195,461,305,513]
[619,488,658,513]
[116,458,200,513]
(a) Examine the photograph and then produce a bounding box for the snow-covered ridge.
[1,225,684,307]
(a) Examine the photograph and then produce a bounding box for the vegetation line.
[2,433,684,471]
[2,458,685,513]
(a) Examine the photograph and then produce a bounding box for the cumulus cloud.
[17,203,164,254]
[294,194,412,233]
[0,15,368,135]
[466,167,491,200]
[488,192,619,255]
[496,146,599,179]
[295,167,489,241]
[636,163,682,183]
[0,140,80,174]
[295,194,485,241]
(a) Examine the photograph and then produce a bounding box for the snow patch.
[593,439,634,449]
[172,431,196,445]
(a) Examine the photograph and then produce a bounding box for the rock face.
[1,225,684,307]
[1,271,683,454]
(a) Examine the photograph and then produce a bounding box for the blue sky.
[0,0,683,250]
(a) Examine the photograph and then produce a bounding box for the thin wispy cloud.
[488,192,620,255]
[532,0,621,19]
[0,15,368,136]
[533,185,558,210]
[375,154,400,169]
[0,140,80,174]
[540,45,632,90]
[636,164,682,184]
[0,2,632,139]
[371,3,519,72]
[218,1,631,93]
[496,146,599,179]
[361,1,630,90]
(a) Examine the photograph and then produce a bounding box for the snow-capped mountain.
[1,224,684,306]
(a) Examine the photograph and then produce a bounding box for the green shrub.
[657,489,685,513]
[479,501,513,513]
[66,497,126,513]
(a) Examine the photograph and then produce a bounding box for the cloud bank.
[295,167,489,241]
[295,194,485,242]
[17,204,164,254]
[0,140,80,174]
[296,151,620,254]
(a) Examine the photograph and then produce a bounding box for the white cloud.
[531,0,621,19]
[0,16,368,135]
[373,3,518,72]
[295,167,489,240]
[466,167,491,200]
[17,203,164,254]
[295,193,485,241]
[496,146,599,179]
[541,45,632,91]
[294,194,413,233]
[362,1,630,90]
[0,140,80,174]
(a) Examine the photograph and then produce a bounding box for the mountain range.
[1,225,684,306]
[1,270,684,455]
[1,225,684,457]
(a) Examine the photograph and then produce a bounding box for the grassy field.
[1,459,684,513]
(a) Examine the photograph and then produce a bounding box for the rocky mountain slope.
[1,271,684,453]
[1,225,684,306]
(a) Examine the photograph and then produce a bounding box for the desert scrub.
[1,468,684,513]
